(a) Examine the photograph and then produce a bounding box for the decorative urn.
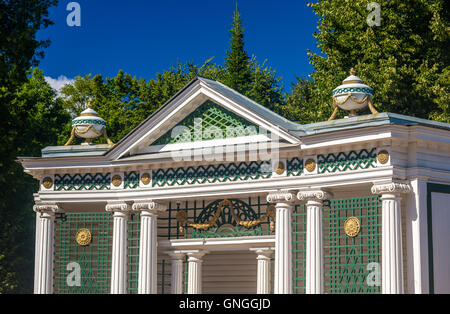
[328,68,378,120]
[65,102,114,146]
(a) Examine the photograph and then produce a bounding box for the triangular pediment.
[151,100,259,146]
[106,77,301,160]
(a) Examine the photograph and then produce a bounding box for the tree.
[288,0,450,123]
[225,7,252,95]
[0,0,59,293]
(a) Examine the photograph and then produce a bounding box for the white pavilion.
[20,73,450,294]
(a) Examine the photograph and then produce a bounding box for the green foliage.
[0,0,60,293]
[288,0,450,123]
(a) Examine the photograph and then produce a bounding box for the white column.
[33,203,59,294]
[297,190,332,294]
[132,201,166,294]
[372,182,411,294]
[250,248,274,294]
[106,202,131,294]
[166,251,185,294]
[186,250,208,294]
[267,191,294,294]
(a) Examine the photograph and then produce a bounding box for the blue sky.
[38,0,320,91]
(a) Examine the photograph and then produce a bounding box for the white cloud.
[45,75,74,95]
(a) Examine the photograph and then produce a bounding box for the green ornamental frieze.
[50,149,378,190]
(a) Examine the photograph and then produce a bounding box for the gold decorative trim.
[175,200,275,231]
[76,228,92,246]
[112,175,122,187]
[42,177,53,189]
[344,217,361,238]
[141,173,151,185]
[305,159,316,172]
[275,162,285,175]
[377,150,389,164]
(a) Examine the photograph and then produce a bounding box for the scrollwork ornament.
[371,182,411,195]
[297,190,332,201]
[266,192,294,203]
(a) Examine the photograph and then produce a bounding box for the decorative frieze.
[317,148,377,174]
[54,173,111,191]
[152,161,272,187]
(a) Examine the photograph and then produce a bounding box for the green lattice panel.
[318,148,377,174]
[54,173,111,191]
[54,212,113,294]
[152,100,258,145]
[152,161,272,187]
[293,204,306,294]
[124,171,140,189]
[323,196,381,294]
[128,213,140,294]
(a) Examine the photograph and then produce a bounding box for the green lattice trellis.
[152,101,258,146]
[323,196,381,294]
[293,204,307,294]
[54,212,113,294]
[54,173,111,191]
[152,161,272,187]
[128,213,140,294]
[318,148,377,174]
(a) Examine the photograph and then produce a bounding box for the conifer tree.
[224,6,252,94]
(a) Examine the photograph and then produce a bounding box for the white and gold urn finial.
[328,68,379,121]
[65,100,114,146]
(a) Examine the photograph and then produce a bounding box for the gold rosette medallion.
[76,228,92,246]
[344,217,361,238]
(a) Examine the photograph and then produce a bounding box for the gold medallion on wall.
[377,150,389,164]
[42,177,53,189]
[141,173,151,185]
[344,217,361,238]
[305,159,316,172]
[112,175,122,187]
[76,228,92,246]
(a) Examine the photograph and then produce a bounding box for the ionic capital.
[105,201,131,213]
[371,182,411,195]
[266,191,295,204]
[33,202,60,215]
[132,200,167,214]
[297,190,333,202]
